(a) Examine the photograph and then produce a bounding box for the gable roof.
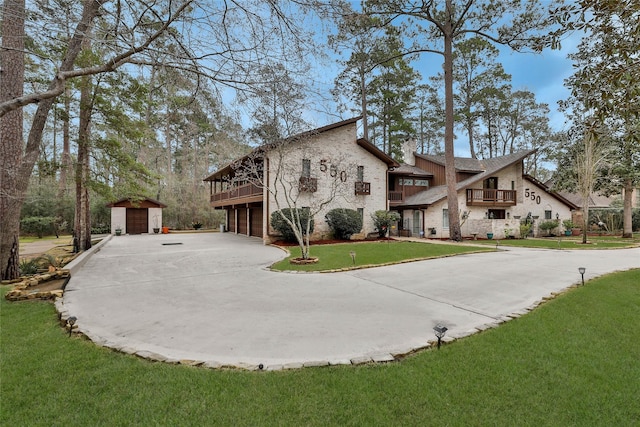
[400,150,536,207]
[107,197,167,208]
[524,175,579,210]
[390,163,433,177]
[203,117,397,181]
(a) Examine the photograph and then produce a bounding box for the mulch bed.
[272,237,394,247]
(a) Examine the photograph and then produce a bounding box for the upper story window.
[357,166,364,181]
[414,179,429,187]
[400,178,414,186]
[484,177,498,189]
[302,159,311,178]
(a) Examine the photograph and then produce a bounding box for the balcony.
[210,183,263,208]
[355,181,371,195]
[466,188,516,206]
[388,191,403,204]
[298,176,318,193]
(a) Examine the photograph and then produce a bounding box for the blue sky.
[295,5,584,158]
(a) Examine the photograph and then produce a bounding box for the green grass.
[2,269,639,426]
[18,234,74,244]
[473,235,639,249]
[270,241,494,271]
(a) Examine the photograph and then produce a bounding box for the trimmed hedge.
[325,208,362,240]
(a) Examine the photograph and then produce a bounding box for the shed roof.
[106,197,167,208]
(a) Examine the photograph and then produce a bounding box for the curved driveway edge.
[57,233,640,370]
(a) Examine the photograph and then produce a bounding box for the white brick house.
[390,144,578,239]
[204,117,398,242]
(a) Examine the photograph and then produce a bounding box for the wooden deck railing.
[388,191,403,203]
[466,188,516,206]
[210,183,262,204]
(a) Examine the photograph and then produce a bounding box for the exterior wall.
[148,207,163,233]
[422,166,573,239]
[265,123,389,241]
[110,207,127,234]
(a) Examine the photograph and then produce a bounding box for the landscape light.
[349,251,356,265]
[578,267,586,286]
[66,316,77,337]
[433,324,448,350]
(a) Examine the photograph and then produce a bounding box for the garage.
[237,208,248,235]
[250,207,263,237]
[126,208,148,235]
[108,197,167,235]
[227,209,236,233]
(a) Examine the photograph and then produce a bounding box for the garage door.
[227,209,236,233]
[250,208,263,237]
[237,209,248,235]
[126,208,148,234]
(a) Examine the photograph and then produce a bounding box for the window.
[488,209,506,219]
[414,179,429,187]
[302,159,311,178]
[357,208,364,220]
[357,166,364,181]
[511,180,515,190]
[545,210,552,220]
[484,177,498,189]
[400,178,414,186]
[443,209,449,228]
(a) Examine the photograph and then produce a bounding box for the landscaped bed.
[471,234,639,250]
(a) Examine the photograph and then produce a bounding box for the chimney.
[402,138,416,166]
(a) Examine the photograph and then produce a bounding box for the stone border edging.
[64,234,112,276]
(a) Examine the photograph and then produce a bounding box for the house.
[107,197,167,235]
[390,141,578,239]
[204,117,399,243]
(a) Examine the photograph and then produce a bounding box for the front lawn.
[1,269,639,426]
[472,235,638,249]
[270,240,494,271]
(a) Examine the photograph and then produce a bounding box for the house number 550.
[320,159,347,182]
[524,188,541,204]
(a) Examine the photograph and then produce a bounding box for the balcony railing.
[388,191,403,203]
[210,183,262,205]
[355,181,371,195]
[466,188,516,206]
[298,176,318,193]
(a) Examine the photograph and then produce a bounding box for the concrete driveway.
[59,233,640,370]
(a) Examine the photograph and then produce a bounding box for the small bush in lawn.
[371,210,401,238]
[325,208,362,240]
[271,208,314,242]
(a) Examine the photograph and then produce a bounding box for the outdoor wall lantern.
[433,324,448,350]
[578,267,586,286]
[349,251,356,265]
[556,213,560,220]
[66,316,77,337]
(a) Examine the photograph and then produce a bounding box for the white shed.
[107,197,167,235]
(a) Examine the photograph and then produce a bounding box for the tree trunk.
[443,0,461,241]
[622,179,633,238]
[75,74,93,252]
[1,0,103,279]
[0,0,26,280]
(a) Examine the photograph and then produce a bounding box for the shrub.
[371,210,401,238]
[562,219,575,230]
[271,208,314,242]
[538,220,559,236]
[325,208,362,240]
[519,222,532,239]
[20,216,56,238]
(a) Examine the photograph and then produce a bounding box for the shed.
[107,197,167,235]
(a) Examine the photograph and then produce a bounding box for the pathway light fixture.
[433,324,448,350]
[66,316,77,337]
[349,251,356,265]
[578,267,586,286]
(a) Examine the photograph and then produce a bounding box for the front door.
[413,211,421,236]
